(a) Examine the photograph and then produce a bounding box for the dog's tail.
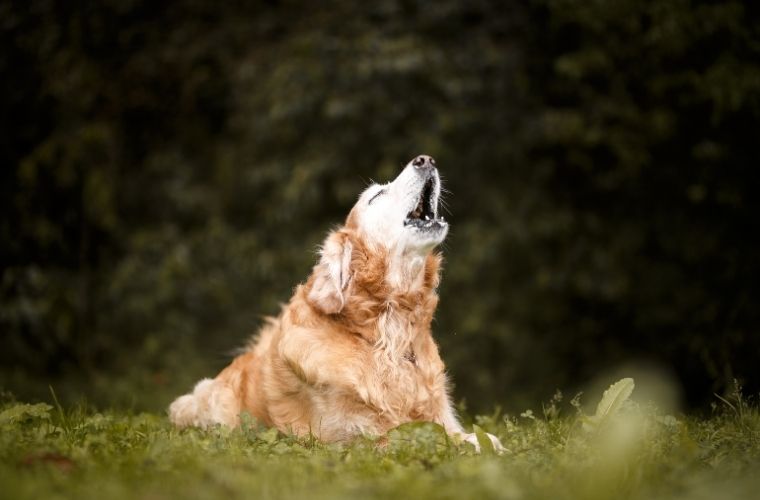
[168,378,241,429]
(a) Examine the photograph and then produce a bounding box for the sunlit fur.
[169,157,502,451]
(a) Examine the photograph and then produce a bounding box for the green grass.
[1,388,759,500]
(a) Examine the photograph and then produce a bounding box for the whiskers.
[438,176,453,217]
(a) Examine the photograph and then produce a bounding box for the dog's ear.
[307,232,353,314]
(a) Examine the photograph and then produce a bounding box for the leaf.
[583,378,635,431]
[472,425,496,456]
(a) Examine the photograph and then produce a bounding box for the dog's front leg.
[439,395,505,454]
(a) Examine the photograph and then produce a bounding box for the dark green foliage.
[1,0,759,411]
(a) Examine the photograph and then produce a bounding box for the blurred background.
[2,0,759,413]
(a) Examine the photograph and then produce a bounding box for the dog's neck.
[373,250,440,363]
[385,250,428,293]
[375,307,417,364]
[316,237,442,357]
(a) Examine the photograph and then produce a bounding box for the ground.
[1,387,759,500]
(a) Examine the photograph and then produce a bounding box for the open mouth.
[404,177,446,230]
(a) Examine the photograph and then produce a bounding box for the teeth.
[441,216,445,221]
[424,215,430,220]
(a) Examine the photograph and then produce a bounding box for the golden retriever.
[169,155,502,451]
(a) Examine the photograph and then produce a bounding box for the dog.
[169,155,503,452]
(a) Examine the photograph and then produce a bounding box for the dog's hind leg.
[168,378,241,429]
[168,350,265,429]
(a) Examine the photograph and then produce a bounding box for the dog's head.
[349,154,448,253]
[307,155,448,315]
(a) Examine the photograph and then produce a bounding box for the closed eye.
[368,189,386,205]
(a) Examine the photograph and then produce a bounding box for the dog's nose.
[411,155,436,169]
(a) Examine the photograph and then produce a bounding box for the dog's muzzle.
[403,156,447,233]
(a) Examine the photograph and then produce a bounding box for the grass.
[1,384,759,500]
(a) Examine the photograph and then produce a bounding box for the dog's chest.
[361,343,445,422]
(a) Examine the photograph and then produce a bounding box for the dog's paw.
[168,378,239,429]
[459,431,505,454]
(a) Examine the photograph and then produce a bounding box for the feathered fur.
[169,156,502,451]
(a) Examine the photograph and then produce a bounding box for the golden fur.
[169,156,502,451]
